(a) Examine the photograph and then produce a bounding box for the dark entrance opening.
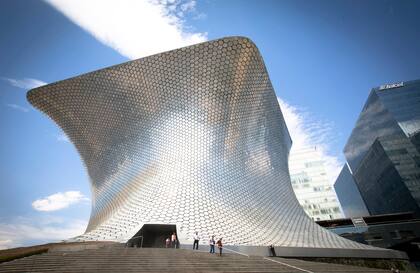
[127,224,177,248]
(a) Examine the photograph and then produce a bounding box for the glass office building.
[339,79,420,217]
[289,147,343,220]
[334,164,369,218]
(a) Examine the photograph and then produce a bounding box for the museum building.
[27,37,405,259]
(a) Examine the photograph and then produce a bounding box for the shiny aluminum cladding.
[27,37,371,249]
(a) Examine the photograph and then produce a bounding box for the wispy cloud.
[6,103,30,113]
[56,132,70,143]
[32,191,90,212]
[2,77,47,89]
[45,0,207,60]
[0,216,87,249]
[279,98,343,182]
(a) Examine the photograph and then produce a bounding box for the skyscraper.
[334,164,369,218]
[289,146,343,221]
[337,79,420,216]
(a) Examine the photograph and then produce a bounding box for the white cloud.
[6,103,30,113]
[56,132,70,143]
[0,216,87,250]
[32,191,89,212]
[278,98,343,183]
[2,77,47,89]
[0,239,13,250]
[180,0,196,12]
[45,0,207,60]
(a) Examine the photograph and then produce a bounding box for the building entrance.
[128,224,177,248]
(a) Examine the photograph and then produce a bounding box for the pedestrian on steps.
[209,235,215,254]
[171,232,177,248]
[268,244,276,257]
[193,232,200,250]
[216,238,223,256]
[165,237,170,248]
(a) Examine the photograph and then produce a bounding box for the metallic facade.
[28,37,390,252]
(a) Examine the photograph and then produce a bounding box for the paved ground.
[0,244,413,273]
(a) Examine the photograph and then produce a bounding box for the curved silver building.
[28,37,404,258]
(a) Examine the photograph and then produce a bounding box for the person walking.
[165,237,170,248]
[216,238,223,256]
[193,232,200,250]
[209,235,215,254]
[171,232,177,248]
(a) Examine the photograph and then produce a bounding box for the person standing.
[209,235,215,254]
[165,237,170,248]
[193,232,200,250]
[268,244,276,257]
[216,238,223,256]
[171,232,177,248]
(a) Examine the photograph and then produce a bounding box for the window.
[390,231,400,239]
[399,230,415,240]
[386,149,408,156]
[305,161,323,168]
[313,186,323,192]
[365,233,383,241]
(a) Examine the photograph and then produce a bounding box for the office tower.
[289,146,343,220]
[338,80,420,216]
[334,164,369,218]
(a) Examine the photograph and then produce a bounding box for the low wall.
[179,243,408,260]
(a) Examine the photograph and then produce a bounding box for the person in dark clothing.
[268,244,276,257]
[216,238,223,256]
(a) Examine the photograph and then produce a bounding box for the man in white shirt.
[209,235,215,253]
[193,232,200,250]
[171,232,177,248]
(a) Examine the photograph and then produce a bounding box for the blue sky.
[1,0,419,249]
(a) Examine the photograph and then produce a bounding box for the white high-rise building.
[289,146,343,221]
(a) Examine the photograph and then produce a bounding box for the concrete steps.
[0,244,401,273]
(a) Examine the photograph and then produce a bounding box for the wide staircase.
[0,243,405,273]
